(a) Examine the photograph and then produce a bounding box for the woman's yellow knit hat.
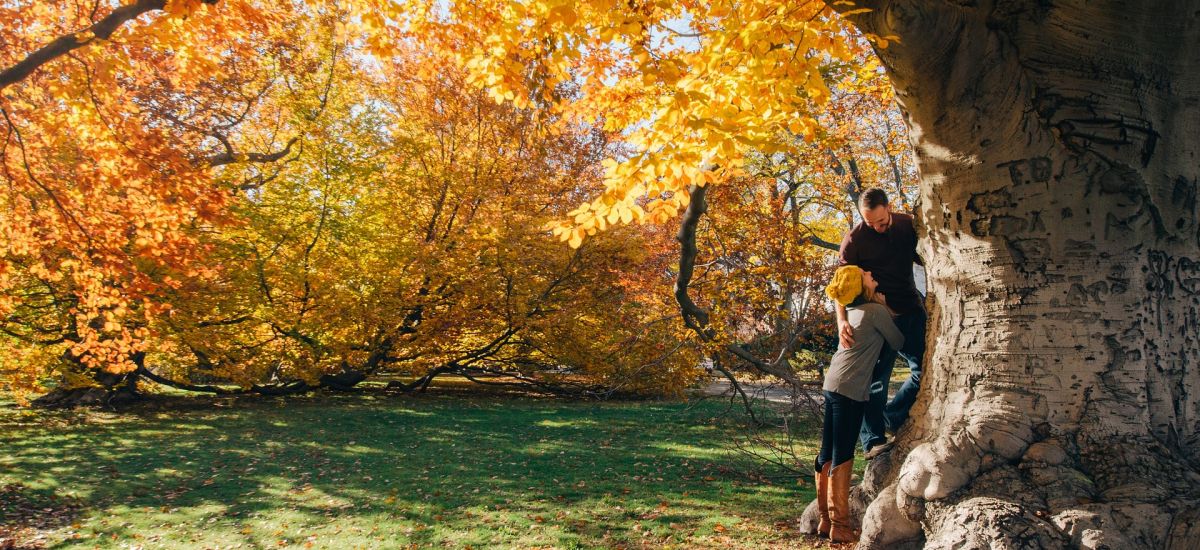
[825,265,864,306]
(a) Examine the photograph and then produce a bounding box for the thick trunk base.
[31,370,141,409]
[824,0,1200,547]
[858,428,1200,549]
[30,384,141,409]
[799,447,924,547]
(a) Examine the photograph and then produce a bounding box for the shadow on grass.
[0,392,820,549]
[0,483,84,549]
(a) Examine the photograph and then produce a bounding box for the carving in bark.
[804,1,1200,547]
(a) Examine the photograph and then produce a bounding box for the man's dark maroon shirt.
[838,212,923,315]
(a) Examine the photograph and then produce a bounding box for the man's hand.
[838,320,855,348]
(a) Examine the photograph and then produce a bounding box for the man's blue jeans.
[859,308,926,452]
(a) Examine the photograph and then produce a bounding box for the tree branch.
[207,136,299,167]
[672,182,816,418]
[0,0,218,90]
[675,184,713,336]
[0,106,95,249]
[710,355,759,424]
[135,364,247,395]
[804,234,841,251]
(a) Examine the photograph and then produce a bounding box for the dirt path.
[700,378,806,404]
[700,369,909,406]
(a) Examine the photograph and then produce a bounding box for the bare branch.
[710,355,759,424]
[675,184,713,336]
[136,364,247,395]
[804,234,840,251]
[207,136,299,166]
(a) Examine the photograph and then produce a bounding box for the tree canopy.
[1,0,913,404]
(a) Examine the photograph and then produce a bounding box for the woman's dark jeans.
[817,390,866,472]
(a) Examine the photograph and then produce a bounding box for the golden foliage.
[1,1,913,400]
[398,0,891,246]
[1,2,701,397]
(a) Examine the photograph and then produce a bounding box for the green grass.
[0,392,830,549]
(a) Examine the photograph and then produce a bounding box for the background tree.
[153,46,700,398]
[415,0,1200,547]
[1,2,700,403]
[1,0,329,404]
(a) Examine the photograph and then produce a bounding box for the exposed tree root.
[801,409,1200,549]
[29,370,141,409]
[29,385,141,409]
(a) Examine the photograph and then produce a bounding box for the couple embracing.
[812,188,926,543]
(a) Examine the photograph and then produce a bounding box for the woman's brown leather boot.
[815,462,831,536]
[828,461,860,543]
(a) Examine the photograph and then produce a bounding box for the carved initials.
[997,157,1052,186]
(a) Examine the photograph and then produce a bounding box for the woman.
[814,265,904,542]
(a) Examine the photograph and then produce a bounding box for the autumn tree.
[396,0,912,407]
[1,1,699,403]
[150,45,698,398]
[0,0,329,405]
[413,0,1200,547]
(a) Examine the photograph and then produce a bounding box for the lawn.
[0,391,831,549]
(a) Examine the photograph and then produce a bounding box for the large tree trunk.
[821,2,1200,548]
[31,369,142,409]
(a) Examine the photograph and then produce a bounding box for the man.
[836,188,925,457]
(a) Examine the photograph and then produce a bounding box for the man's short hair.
[859,188,889,210]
